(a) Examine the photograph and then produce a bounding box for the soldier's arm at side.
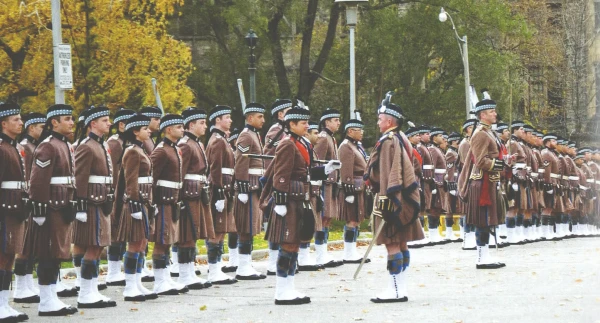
[123,149,141,201]
[272,140,295,201]
[74,143,93,200]
[338,143,355,195]
[207,139,225,189]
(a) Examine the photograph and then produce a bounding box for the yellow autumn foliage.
[0,0,193,114]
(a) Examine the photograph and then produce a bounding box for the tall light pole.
[52,0,65,104]
[439,8,471,118]
[336,0,368,119]
[245,29,258,104]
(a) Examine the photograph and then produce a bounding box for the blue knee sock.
[124,252,138,275]
[475,227,490,246]
[277,250,293,278]
[401,250,410,271]
[387,253,403,275]
[314,231,325,245]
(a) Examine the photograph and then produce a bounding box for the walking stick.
[353,213,385,280]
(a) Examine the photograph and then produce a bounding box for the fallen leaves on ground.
[200,305,207,311]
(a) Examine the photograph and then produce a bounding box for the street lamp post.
[335,0,368,119]
[52,0,65,104]
[439,8,471,118]
[245,29,258,103]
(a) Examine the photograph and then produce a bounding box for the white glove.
[33,217,45,226]
[546,190,554,195]
[76,212,87,222]
[238,193,249,204]
[345,195,355,204]
[215,200,225,212]
[432,189,438,195]
[274,205,287,216]
[324,160,342,175]
[449,190,457,196]
[511,183,519,191]
[154,206,159,216]
[131,212,143,220]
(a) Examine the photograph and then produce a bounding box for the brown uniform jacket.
[429,144,449,212]
[264,122,283,169]
[338,138,368,222]
[0,133,27,254]
[313,129,340,220]
[417,143,434,212]
[206,129,236,233]
[107,134,124,190]
[29,132,75,260]
[541,148,564,213]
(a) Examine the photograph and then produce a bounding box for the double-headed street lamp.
[336,0,368,119]
[245,29,258,103]
[439,8,471,118]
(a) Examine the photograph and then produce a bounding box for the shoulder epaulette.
[108,134,119,141]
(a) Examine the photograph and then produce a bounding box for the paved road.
[15,237,600,323]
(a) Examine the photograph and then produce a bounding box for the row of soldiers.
[400,92,600,270]
[0,91,598,318]
[0,97,391,320]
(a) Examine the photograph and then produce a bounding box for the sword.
[354,210,385,280]
[151,78,165,116]
[241,154,340,166]
[237,79,247,108]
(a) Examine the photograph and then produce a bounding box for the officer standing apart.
[458,99,511,270]
[364,102,424,303]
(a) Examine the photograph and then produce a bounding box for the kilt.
[116,203,152,242]
[30,210,73,261]
[374,202,424,245]
[234,191,263,236]
[149,204,179,245]
[0,215,26,255]
[179,199,215,242]
[465,179,500,227]
[266,193,317,245]
[339,189,366,223]
[212,197,236,234]
[72,205,111,247]
[320,182,339,221]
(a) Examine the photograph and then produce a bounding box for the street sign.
[57,44,73,89]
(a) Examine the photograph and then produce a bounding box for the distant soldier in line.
[176,108,215,288]
[233,103,268,280]
[29,104,79,316]
[205,106,238,284]
[458,118,478,249]
[149,114,188,295]
[427,127,450,244]
[364,102,424,303]
[540,134,565,240]
[13,112,46,304]
[405,126,428,248]
[298,120,324,270]
[458,98,509,270]
[338,114,370,263]
[504,121,529,245]
[313,108,344,268]
[113,114,158,301]
[0,103,29,321]
[105,108,135,287]
[262,104,340,304]
[263,99,292,273]
[72,106,117,308]
[445,132,462,241]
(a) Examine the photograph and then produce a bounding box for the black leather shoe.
[370,296,408,303]
[274,296,310,305]
[77,300,117,308]
[476,262,506,269]
[39,306,78,316]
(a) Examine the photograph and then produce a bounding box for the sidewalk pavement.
[20,237,600,323]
